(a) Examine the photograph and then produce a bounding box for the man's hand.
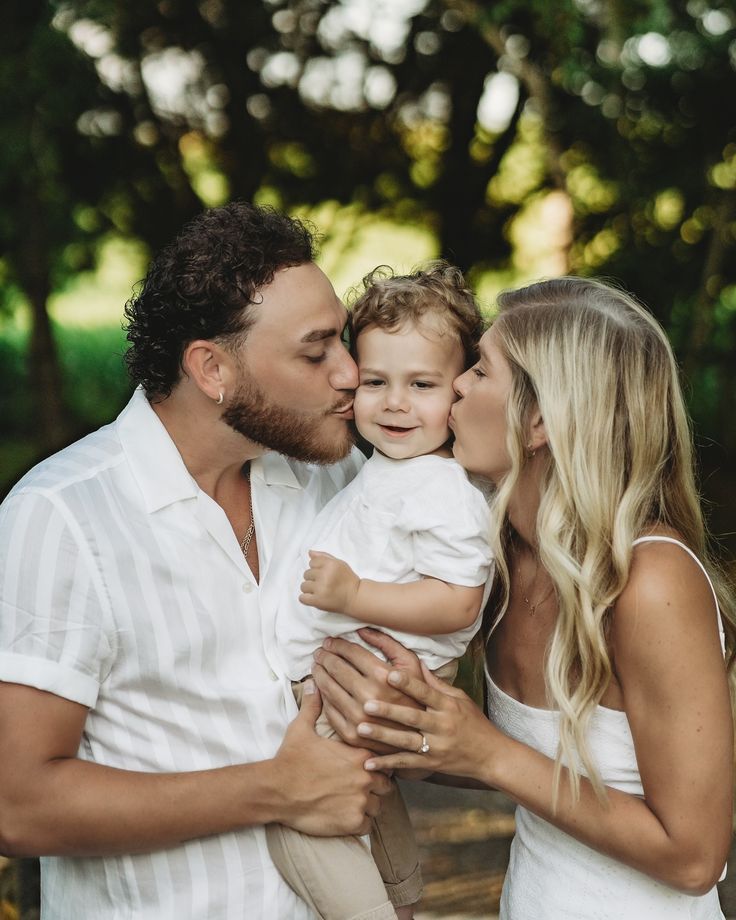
[312,630,424,753]
[270,680,392,836]
[299,550,360,615]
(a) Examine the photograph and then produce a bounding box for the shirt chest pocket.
[332,497,400,580]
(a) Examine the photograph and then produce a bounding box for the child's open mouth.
[380,425,416,436]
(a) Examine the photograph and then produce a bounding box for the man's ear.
[528,405,547,452]
[182,339,234,402]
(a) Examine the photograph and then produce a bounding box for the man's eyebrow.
[300,328,338,343]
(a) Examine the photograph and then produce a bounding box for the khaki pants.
[266,660,458,920]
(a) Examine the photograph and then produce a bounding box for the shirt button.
[242,582,254,594]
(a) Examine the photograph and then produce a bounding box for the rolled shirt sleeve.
[0,490,116,708]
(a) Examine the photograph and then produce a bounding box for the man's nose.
[330,345,359,390]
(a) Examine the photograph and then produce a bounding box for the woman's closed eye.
[305,353,327,364]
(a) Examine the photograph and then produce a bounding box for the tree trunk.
[19,191,72,454]
[435,25,502,270]
[443,0,575,273]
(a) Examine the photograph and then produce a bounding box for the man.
[0,202,392,918]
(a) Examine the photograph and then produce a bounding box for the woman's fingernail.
[323,638,333,650]
[303,679,315,695]
[365,760,376,770]
[364,701,379,714]
[357,723,373,736]
[388,671,401,684]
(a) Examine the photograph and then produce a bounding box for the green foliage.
[58,325,133,426]
[0,331,32,435]
[0,323,132,493]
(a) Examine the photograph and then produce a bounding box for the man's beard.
[222,377,354,464]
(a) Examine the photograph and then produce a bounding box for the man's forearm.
[0,680,390,858]
[2,756,287,857]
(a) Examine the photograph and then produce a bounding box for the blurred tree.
[0,0,105,451]
[0,0,204,455]
[51,0,736,446]
[4,0,736,453]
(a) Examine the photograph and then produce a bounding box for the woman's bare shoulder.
[611,531,720,662]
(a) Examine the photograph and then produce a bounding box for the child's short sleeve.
[408,465,493,587]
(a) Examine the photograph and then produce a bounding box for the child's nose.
[384,387,409,411]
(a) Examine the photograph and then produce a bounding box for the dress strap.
[632,536,725,654]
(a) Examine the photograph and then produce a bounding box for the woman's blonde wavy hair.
[484,276,736,803]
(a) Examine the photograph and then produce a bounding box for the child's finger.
[308,550,334,560]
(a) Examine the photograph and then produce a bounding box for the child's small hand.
[300,551,361,615]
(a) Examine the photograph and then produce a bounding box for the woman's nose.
[453,369,470,397]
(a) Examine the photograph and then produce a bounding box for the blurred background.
[1,0,736,917]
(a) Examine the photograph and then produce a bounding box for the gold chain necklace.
[239,467,255,558]
[517,557,554,616]
[240,512,255,558]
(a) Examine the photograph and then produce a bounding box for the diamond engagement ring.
[418,734,430,755]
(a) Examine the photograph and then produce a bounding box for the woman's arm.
[356,544,733,895]
[301,550,483,634]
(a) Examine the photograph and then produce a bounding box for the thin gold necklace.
[517,556,554,616]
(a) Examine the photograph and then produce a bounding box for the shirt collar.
[116,388,303,513]
[252,451,303,490]
[116,388,198,513]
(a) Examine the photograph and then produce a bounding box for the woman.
[312,277,735,919]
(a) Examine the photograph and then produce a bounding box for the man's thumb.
[297,679,322,727]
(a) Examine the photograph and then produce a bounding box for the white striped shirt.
[0,387,363,919]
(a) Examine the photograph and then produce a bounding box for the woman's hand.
[357,664,502,782]
[312,629,424,753]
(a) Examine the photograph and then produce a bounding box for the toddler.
[267,263,494,920]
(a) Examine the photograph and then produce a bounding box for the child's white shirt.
[276,450,494,680]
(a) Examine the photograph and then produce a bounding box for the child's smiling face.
[353,319,465,460]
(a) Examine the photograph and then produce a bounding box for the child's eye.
[341,325,352,349]
[361,378,384,387]
[412,381,434,389]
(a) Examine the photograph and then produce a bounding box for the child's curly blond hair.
[349,261,485,369]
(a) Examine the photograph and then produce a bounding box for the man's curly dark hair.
[124,201,316,400]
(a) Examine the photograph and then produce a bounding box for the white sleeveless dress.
[486,536,727,919]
